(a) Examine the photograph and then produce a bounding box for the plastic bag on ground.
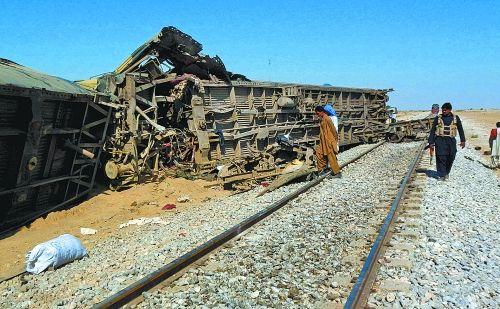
[80,227,97,235]
[26,234,87,274]
[119,217,167,228]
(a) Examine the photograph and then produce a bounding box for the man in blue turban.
[324,104,338,131]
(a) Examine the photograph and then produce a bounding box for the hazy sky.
[1,0,498,110]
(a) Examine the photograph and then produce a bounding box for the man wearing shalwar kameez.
[315,106,341,176]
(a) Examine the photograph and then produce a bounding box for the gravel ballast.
[0,143,378,308]
[4,142,496,308]
[369,145,500,308]
[138,142,420,308]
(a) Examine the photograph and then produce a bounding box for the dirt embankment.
[0,177,229,278]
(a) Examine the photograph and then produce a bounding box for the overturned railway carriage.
[93,26,431,189]
[0,59,111,230]
[194,81,391,159]
[96,74,398,189]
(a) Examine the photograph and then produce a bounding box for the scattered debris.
[256,165,315,197]
[119,217,168,229]
[261,181,271,188]
[176,196,191,203]
[162,204,176,210]
[80,228,97,235]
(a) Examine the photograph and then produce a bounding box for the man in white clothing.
[489,122,500,167]
[323,104,338,131]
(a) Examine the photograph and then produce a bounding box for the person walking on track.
[428,102,466,180]
[315,106,341,177]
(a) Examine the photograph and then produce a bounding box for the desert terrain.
[458,110,500,168]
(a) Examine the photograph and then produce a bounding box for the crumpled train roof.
[0,58,89,95]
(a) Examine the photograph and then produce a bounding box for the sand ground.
[458,110,500,172]
[0,178,229,279]
[1,109,498,279]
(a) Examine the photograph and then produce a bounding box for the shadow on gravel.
[415,167,440,178]
[424,169,440,178]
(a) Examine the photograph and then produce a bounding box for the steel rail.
[92,141,385,308]
[344,142,425,308]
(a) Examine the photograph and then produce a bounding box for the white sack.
[26,234,87,274]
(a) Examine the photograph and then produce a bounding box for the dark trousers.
[436,153,456,177]
[434,136,458,177]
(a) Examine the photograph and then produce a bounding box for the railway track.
[89,142,384,308]
[4,142,497,308]
[345,142,425,308]
[87,141,428,308]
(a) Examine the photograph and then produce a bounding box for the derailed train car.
[0,59,112,230]
[84,26,431,189]
[96,76,395,189]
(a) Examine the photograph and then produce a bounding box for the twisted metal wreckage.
[0,26,432,230]
[80,26,431,189]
